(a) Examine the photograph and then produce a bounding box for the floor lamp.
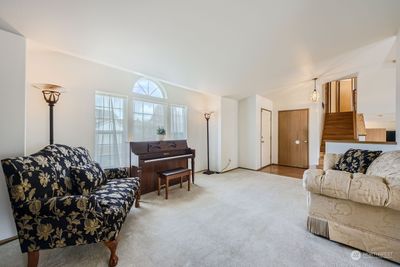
[203,112,214,175]
[33,84,63,145]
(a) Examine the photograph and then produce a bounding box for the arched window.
[132,78,166,99]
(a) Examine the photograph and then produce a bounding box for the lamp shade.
[204,112,213,120]
[33,83,64,105]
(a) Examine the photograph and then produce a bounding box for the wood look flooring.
[260,164,306,179]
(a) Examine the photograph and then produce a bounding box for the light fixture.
[311,78,319,102]
[203,112,214,175]
[33,83,64,145]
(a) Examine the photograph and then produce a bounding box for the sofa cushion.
[334,149,382,174]
[386,177,400,211]
[321,170,352,200]
[70,162,107,196]
[92,177,140,239]
[323,153,342,171]
[366,150,400,178]
[349,173,389,207]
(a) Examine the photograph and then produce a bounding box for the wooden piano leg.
[165,179,169,199]
[180,176,183,188]
[188,175,190,191]
[157,176,161,196]
[191,158,195,184]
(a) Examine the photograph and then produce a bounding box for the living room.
[0,1,400,266]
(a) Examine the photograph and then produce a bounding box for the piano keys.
[129,140,195,194]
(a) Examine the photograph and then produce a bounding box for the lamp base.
[203,170,215,175]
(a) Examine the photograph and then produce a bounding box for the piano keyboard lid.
[130,140,189,155]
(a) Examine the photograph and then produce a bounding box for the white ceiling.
[0,0,399,98]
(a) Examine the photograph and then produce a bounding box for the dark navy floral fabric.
[334,149,382,174]
[104,167,129,179]
[92,177,140,240]
[1,144,140,253]
[70,162,107,196]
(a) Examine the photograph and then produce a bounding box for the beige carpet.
[0,169,396,267]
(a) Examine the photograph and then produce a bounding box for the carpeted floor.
[0,169,396,267]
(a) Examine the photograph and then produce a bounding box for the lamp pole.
[33,84,62,145]
[203,112,214,175]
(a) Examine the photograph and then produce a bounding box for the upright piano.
[130,140,195,194]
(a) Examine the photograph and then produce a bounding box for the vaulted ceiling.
[0,0,399,98]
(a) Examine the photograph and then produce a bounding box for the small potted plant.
[156,127,166,141]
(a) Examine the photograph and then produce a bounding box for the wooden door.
[261,109,272,167]
[278,109,309,168]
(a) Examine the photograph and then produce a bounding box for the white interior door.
[261,109,271,167]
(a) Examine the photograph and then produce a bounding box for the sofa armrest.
[104,167,129,179]
[13,195,104,252]
[323,153,342,171]
[303,169,325,194]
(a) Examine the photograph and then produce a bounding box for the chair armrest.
[104,167,129,179]
[323,153,342,171]
[13,195,105,251]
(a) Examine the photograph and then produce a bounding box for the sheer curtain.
[95,93,128,168]
[170,105,187,139]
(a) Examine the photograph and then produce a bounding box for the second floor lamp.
[203,112,214,175]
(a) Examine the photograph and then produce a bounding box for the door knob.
[304,140,308,143]
[294,140,300,145]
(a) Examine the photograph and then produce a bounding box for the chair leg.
[135,186,141,208]
[188,175,191,191]
[104,240,119,267]
[180,176,183,188]
[27,251,39,267]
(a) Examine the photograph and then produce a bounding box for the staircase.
[319,112,357,166]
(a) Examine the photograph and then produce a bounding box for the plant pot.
[158,135,165,141]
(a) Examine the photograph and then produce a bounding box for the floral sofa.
[303,150,400,263]
[1,144,141,267]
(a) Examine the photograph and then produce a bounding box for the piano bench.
[157,168,191,199]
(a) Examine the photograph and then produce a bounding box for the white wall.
[238,95,273,170]
[219,97,239,172]
[358,66,396,130]
[397,29,400,143]
[0,29,26,240]
[26,42,220,172]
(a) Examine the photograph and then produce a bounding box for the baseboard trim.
[0,236,17,246]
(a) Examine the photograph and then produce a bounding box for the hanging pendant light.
[311,78,319,102]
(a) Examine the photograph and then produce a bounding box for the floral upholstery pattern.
[1,144,140,253]
[334,149,382,174]
[104,167,129,180]
[70,162,107,196]
[92,177,140,240]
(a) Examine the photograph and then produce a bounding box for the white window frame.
[132,77,168,100]
[131,97,168,141]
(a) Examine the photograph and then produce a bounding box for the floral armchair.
[1,144,141,267]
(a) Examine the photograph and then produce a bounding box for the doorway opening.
[324,77,357,114]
